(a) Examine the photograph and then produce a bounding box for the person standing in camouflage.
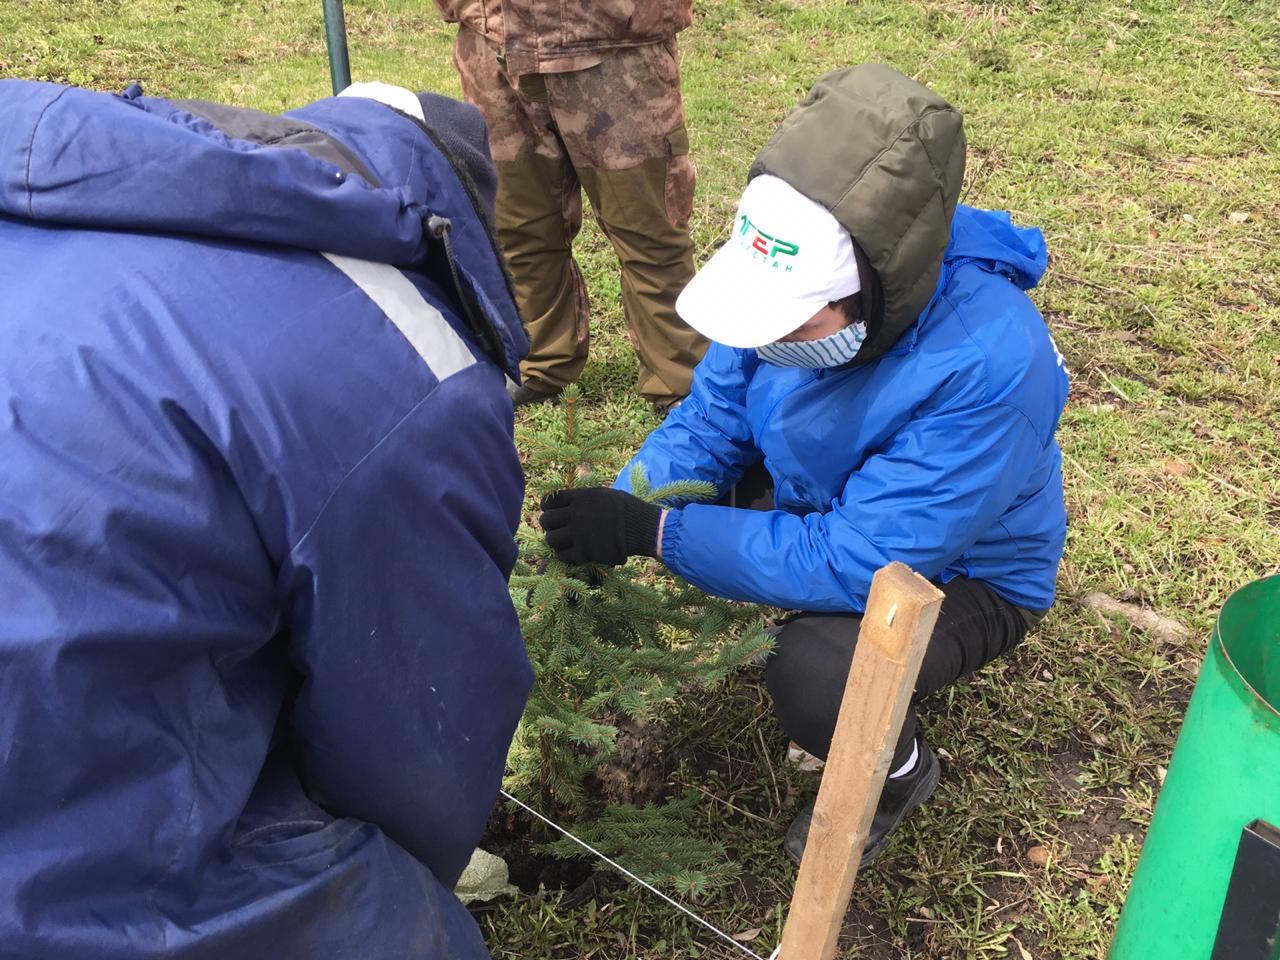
[434,0,709,409]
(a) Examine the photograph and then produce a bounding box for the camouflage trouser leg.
[453,27,589,394]
[575,147,705,403]
[549,40,706,403]
[454,28,707,404]
[495,151,592,393]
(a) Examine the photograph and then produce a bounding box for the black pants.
[724,464,1035,770]
[764,577,1032,770]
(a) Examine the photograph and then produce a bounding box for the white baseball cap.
[676,175,861,349]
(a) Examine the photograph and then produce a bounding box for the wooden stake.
[777,562,944,960]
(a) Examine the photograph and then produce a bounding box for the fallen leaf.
[1162,458,1192,477]
[1157,765,1168,785]
[1014,936,1034,960]
[732,928,762,942]
[1228,211,1250,223]
[1028,845,1050,867]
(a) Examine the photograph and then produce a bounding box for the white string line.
[498,789,771,960]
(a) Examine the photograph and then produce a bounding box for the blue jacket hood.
[0,80,526,373]
[946,205,1047,293]
[873,205,1049,360]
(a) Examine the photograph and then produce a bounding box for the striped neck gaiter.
[754,321,868,368]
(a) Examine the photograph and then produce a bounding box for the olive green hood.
[749,64,966,363]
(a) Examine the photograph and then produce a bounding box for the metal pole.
[322,0,351,95]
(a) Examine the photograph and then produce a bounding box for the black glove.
[539,488,663,566]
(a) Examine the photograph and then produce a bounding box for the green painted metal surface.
[1111,575,1280,959]
[322,0,351,95]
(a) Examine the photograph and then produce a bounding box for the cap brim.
[675,244,829,349]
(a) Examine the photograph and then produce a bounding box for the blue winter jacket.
[0,81,532,959]
[618,206,1069,613]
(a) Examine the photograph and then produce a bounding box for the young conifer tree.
[507,386,770,894]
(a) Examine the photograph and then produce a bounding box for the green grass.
[5,0,1279,956]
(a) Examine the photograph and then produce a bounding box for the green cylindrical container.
[1111,575,1280,958]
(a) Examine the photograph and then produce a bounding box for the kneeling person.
[539,64,1069,865]
[0,81,532,957]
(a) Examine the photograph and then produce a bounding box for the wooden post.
[777,562,944,960]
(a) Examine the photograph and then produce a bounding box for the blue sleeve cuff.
[659,502,869,612]
[660,507,686,567]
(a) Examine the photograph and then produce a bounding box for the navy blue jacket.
[0,81,532,959]
[619,207,1068,612]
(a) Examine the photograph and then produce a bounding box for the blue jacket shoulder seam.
[941,285,1047,443]
[24,86,70,217]
[939,287,995,405]
[285,381,442,557]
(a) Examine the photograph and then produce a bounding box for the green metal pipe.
[322,0,351,95]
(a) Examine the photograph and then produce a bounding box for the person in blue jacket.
[539,65,1070,864]
[0,80,532,958]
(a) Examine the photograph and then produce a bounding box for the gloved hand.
[539,488,663,566]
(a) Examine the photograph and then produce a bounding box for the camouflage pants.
[453,27,708,404]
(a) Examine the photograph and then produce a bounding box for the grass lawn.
[4,0,1278,956]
